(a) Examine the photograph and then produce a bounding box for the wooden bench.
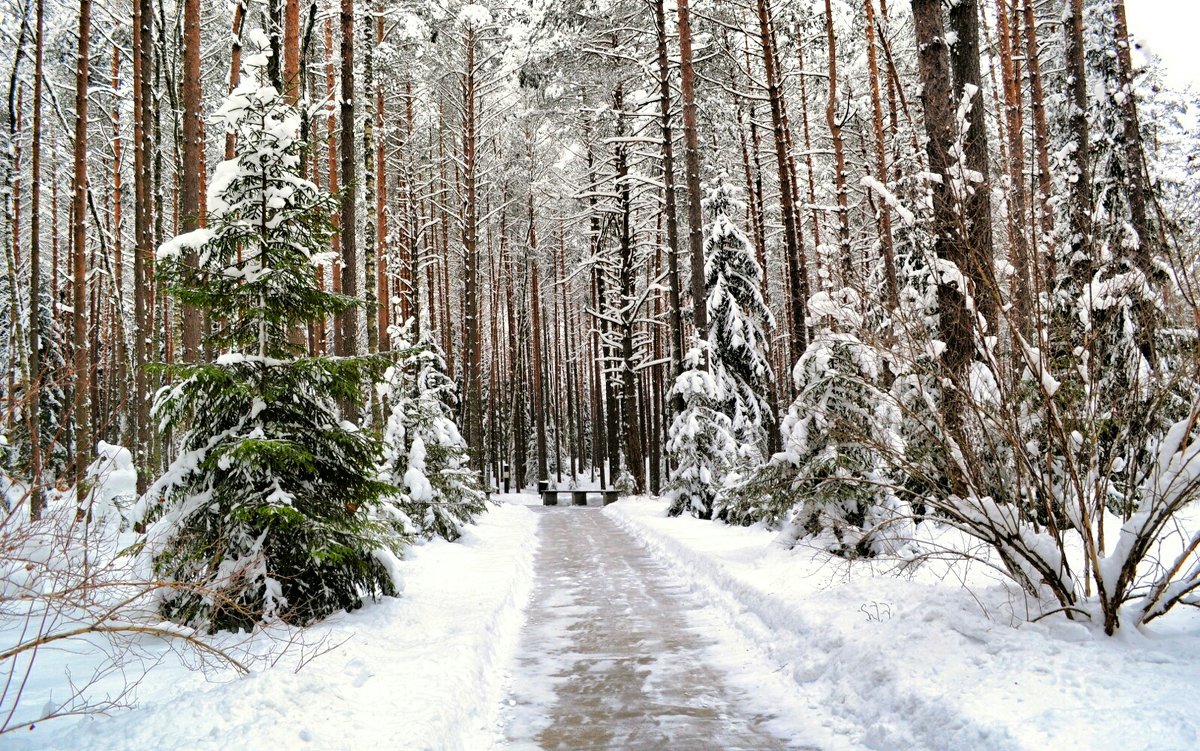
[541,489,620,507]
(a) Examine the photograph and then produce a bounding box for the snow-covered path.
[498,506,814,750]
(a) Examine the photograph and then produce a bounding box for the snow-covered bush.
[666,342,739,520]
[140,31,403,631]
[85,442,138,530]
[381,323,486,542]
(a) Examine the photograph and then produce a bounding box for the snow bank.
[10,504,538,751]
[606,498,1200,751]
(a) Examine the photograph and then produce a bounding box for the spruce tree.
[725,291,917,558]
[667,179,773,519]
[702,178,774,455]
[666,341,739,520]
[382,323,487,542]
[141,31,403,631]
[1043,3,1180,518]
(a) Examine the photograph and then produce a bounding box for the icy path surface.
[498,506,814,750]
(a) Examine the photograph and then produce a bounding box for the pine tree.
[1045,2,1180,518]
[7,286,67,481]
[726,291,916,558]
[382,322,487,542]
[702,177,774,456]
[140,32,403,631]
[666,341,739,520]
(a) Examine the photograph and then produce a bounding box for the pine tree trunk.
[756,0,808,357]
[375,13,388,341]
[1062,0,1093,287]
[110,47,130,447]
[1112,0,1160,364]
[180,0,202,360]
[947,0,999,332]
[792,26,822,268]
[528,198,548,484]
[362,1,378,361]
[614,87,644,493]
[996,0,1032,335]
[1022,0,1055,285]
[461,26,483,471]
[676,0,707,336]
[654,0,685,386]
[912,0,973,382]
[225,2,247,160]
[28,0,45,518]
[4,28,27,447]
[824,0,852,279]
[284,0,300,100]
[324,9,339,354]
[133,0,153,492]
[865,0,900,312]
[337,0,358,361]
[550,227,564,484]
[1111,1,1158,267]
[72,0,92,498]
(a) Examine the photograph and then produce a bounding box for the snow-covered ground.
[6,503,538,751]
[607,498,1200,751]
[9,494,1198,750]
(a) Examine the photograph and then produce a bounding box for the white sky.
[1125,0,1200,88]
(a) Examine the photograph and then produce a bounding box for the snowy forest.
[2,0,1200,746]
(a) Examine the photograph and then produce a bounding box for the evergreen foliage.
[726,292,916,558]
[1043,2,1181,519]
[666,341,738,520]
[382,322,487,542]
[2,282,67,480]
[702,177,774,454]
[141,31,403,631]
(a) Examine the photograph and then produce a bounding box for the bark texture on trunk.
[180,0,203,360]
[676,0,708,338]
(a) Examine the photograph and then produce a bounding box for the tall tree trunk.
[793,24,823,256]
[912,0,973,382]
[676,0,707,336]
[5,15,28,445]
[756,0,808,356]
[460,26,483,471]
[1022,0,1055,284]
[376,14,389,342]
[324,8,339,354]
[528,197,548,484]
[1112,0,1160,363]
[824,0,852,279]
[110,47,129,447]
[996,0,1032,335]
[947,0,999,332]
[362,1,378,360]
[654,0,685,386]
[284,0,300,100]
[614,87,645,493]
[28,0,45,518]
[225,2,247,160]
[180,0,202,360]
[133,0,153,491]
[72,0,92,499]
[1111,1,1158,270]
[337,0,358,362]
[1061,0,1092,288]
[865,0,900,311]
